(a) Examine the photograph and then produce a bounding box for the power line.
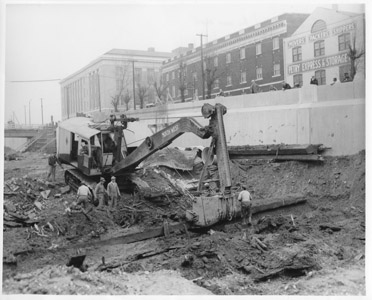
[9,79,61,83]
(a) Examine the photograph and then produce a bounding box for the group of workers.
[76,176,121,210]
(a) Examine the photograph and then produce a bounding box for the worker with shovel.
[238,186,253,225]
[75,182,94,220]
[47,152,64,182]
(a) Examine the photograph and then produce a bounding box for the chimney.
[188,43,194,49]
[148,47,155,52]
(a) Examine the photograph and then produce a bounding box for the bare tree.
[154,78,168,103]
[111,63,131,111]
[137,83,149,109]
[178,61,188,102]
[204,55,226,99]
[123,90,131,111]
[347,35,365,80]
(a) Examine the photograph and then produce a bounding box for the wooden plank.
[230,154,323,161]
[252,196,306,214]
[228,144,323,156]
[87,223,187,247]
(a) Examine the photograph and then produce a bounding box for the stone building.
[60,48,172,120]
[161,13,309,101]
[283,7,365,87]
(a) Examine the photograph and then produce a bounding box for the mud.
[2,150,366,295]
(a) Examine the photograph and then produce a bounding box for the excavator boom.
[112,117,210,175]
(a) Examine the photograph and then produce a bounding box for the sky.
[1,0,366,124]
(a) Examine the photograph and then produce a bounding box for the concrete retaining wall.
[110,79,365,156]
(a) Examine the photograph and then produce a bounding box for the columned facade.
[60,48,172,120]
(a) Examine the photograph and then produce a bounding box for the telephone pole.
[40,98,44,125]
[197,33,208,100]
[29,99,32,125]
[132,60,136,110]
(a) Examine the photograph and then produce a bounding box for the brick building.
[161,13,309,101]
[284,7,365,87]
[60,48,172,120]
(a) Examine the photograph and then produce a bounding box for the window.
[135,68,142,82]
[315,69,326,85]
[172,71,175,80]
[293,74,303,87]
[226,75,232,86]
[172,86,176,98]
[240,71,247,83]
[214,79,219,89]
[256,43,262,55]
[214,56,218,67]
[166,73,169,82]
[226,53,231,64]
[273,64,280,76]
[339,65,351,82]
[292,46,302,62]
[273,37,279,50]
[311,20,326,33]
[314,40,325,57]
[192,72,197,82]
[240,48,245,59]
[338,33,350,51]
[147,68,155,83]
[256,67,263,80]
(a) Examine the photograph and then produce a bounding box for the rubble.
[2,150,366,295]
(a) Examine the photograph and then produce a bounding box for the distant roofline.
[104,48,172,58]
[163,12,309,65]
[60,48,172,84]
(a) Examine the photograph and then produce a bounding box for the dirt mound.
[2,265,212,295]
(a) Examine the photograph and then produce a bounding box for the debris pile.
[3,175,70,228]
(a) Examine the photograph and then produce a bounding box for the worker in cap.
[238,186,253,226]
[107,176,120,209]
[250,79,260,94]
[95,177,107,209]
[76,182,92,209]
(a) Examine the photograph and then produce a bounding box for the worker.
[107,176,121,209]
[282,81,292,91]
[269,85,277,91]
[343,73,352,82]
[238,186,253,225]
[47,152,64,182]
[250,80,260,94]
[95,177,108,209]
[330,77,339,86]
[80,141,89,155]
[310,75,318,85]
[76,182,92,209]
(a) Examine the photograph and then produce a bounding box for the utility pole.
[197,33,208,100]
[24,105,26,124]
[29,99,32,125]
[97,71,101,112]
[40,98,44,125]
[132,61,136,110]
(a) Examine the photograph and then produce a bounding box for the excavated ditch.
[2,150,366,295]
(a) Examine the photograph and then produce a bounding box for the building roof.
[58,117,100,139]
[60,48,172,84]
[104,48,172,58]
[162,12,309,67]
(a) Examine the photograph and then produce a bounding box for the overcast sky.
[1,1,366,124]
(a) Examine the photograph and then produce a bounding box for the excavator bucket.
[185,193,240,227]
